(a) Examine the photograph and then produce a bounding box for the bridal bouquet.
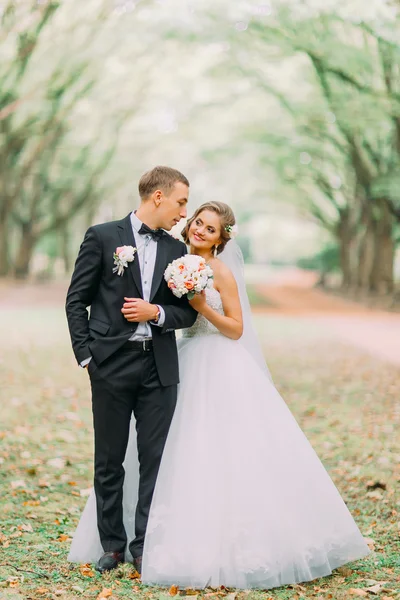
[164,254,214,299]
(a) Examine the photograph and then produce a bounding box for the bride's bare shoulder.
[211,259,235,285]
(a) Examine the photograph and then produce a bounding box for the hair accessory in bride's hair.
[225,224,238,239]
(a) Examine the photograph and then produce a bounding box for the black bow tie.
[138,223,164,241]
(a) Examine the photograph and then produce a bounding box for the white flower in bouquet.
[164,254,213,299]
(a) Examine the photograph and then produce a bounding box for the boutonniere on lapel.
[113,245,137,276]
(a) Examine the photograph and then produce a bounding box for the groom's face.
[155,182,189,230]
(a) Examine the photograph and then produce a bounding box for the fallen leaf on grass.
[349,589,368,597]
[18,523,33,533]
[363,537,376,550]
[366,582,389,594]
[169,585,179,596]
[128,570,141,579]
[38,479,51,488]
[97,588,113,599]
[36,589,49,596]
[9,531,22,539]
[57,430,76,443]
[291,584,307,591]
[366,490,384,500]
[11,480,27,489]
[79,564,95,578]
[71,585,84,593]
[57,534,70,542]
[7,577,20,587]
[23,500,40,506]
[336,566,353,577]
[47,457,66,469]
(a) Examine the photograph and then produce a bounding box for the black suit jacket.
[65,214,197,386]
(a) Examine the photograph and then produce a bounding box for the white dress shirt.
[80,212,165,367]
[128,211,165,340]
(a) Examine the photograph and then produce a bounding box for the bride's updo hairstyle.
[181,201,236,255]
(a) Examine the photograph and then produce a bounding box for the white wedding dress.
[69,283,369,590]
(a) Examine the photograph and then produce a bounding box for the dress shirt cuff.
[152,305,165,327]
[80,357,92,368]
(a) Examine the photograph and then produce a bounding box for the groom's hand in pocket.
[121,298,158,322]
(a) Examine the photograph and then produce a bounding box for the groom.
[66,166,197,573]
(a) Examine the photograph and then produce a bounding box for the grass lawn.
[0,310,399,600]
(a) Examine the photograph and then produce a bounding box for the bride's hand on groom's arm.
[121,298,159,322]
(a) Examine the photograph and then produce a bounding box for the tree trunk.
[13,223,37,279]
[336,210,353,289]
[356,204,376,293]
[85,203,97,230]
[0,216,10,276]
[370,199,395,294]
[59,222,71,274]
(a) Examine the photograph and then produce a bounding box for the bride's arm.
[189,262,243,340]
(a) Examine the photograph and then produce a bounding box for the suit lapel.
[150,234,169,302]
[117,214,143,298]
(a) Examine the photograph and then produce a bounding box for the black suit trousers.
[88,343,177,558]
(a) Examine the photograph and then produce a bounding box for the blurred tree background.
[1,0,399,300]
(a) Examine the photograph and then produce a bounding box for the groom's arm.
[65,227,103,365]
[157,242,197,333]
[158,296,197,333]
[122,242,197,331]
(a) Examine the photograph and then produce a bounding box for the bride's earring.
[214,245,219,257]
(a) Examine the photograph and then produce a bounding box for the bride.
[69,201,369,590]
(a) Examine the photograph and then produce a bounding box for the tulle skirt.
[141,334,369,589]
[69,333,369,589]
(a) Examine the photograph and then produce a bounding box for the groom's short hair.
[139,166,189,200]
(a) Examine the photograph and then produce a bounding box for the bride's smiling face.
[188,210,221,252]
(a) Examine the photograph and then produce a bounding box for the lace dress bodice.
[182,287,224,338]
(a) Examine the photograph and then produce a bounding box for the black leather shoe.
[95,551,124,573]
[132,555,142,575]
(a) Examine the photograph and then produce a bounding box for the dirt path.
[257,283,400,366]
[1,277,399,366]
[256,283,371,314]
[0,279,69,308]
